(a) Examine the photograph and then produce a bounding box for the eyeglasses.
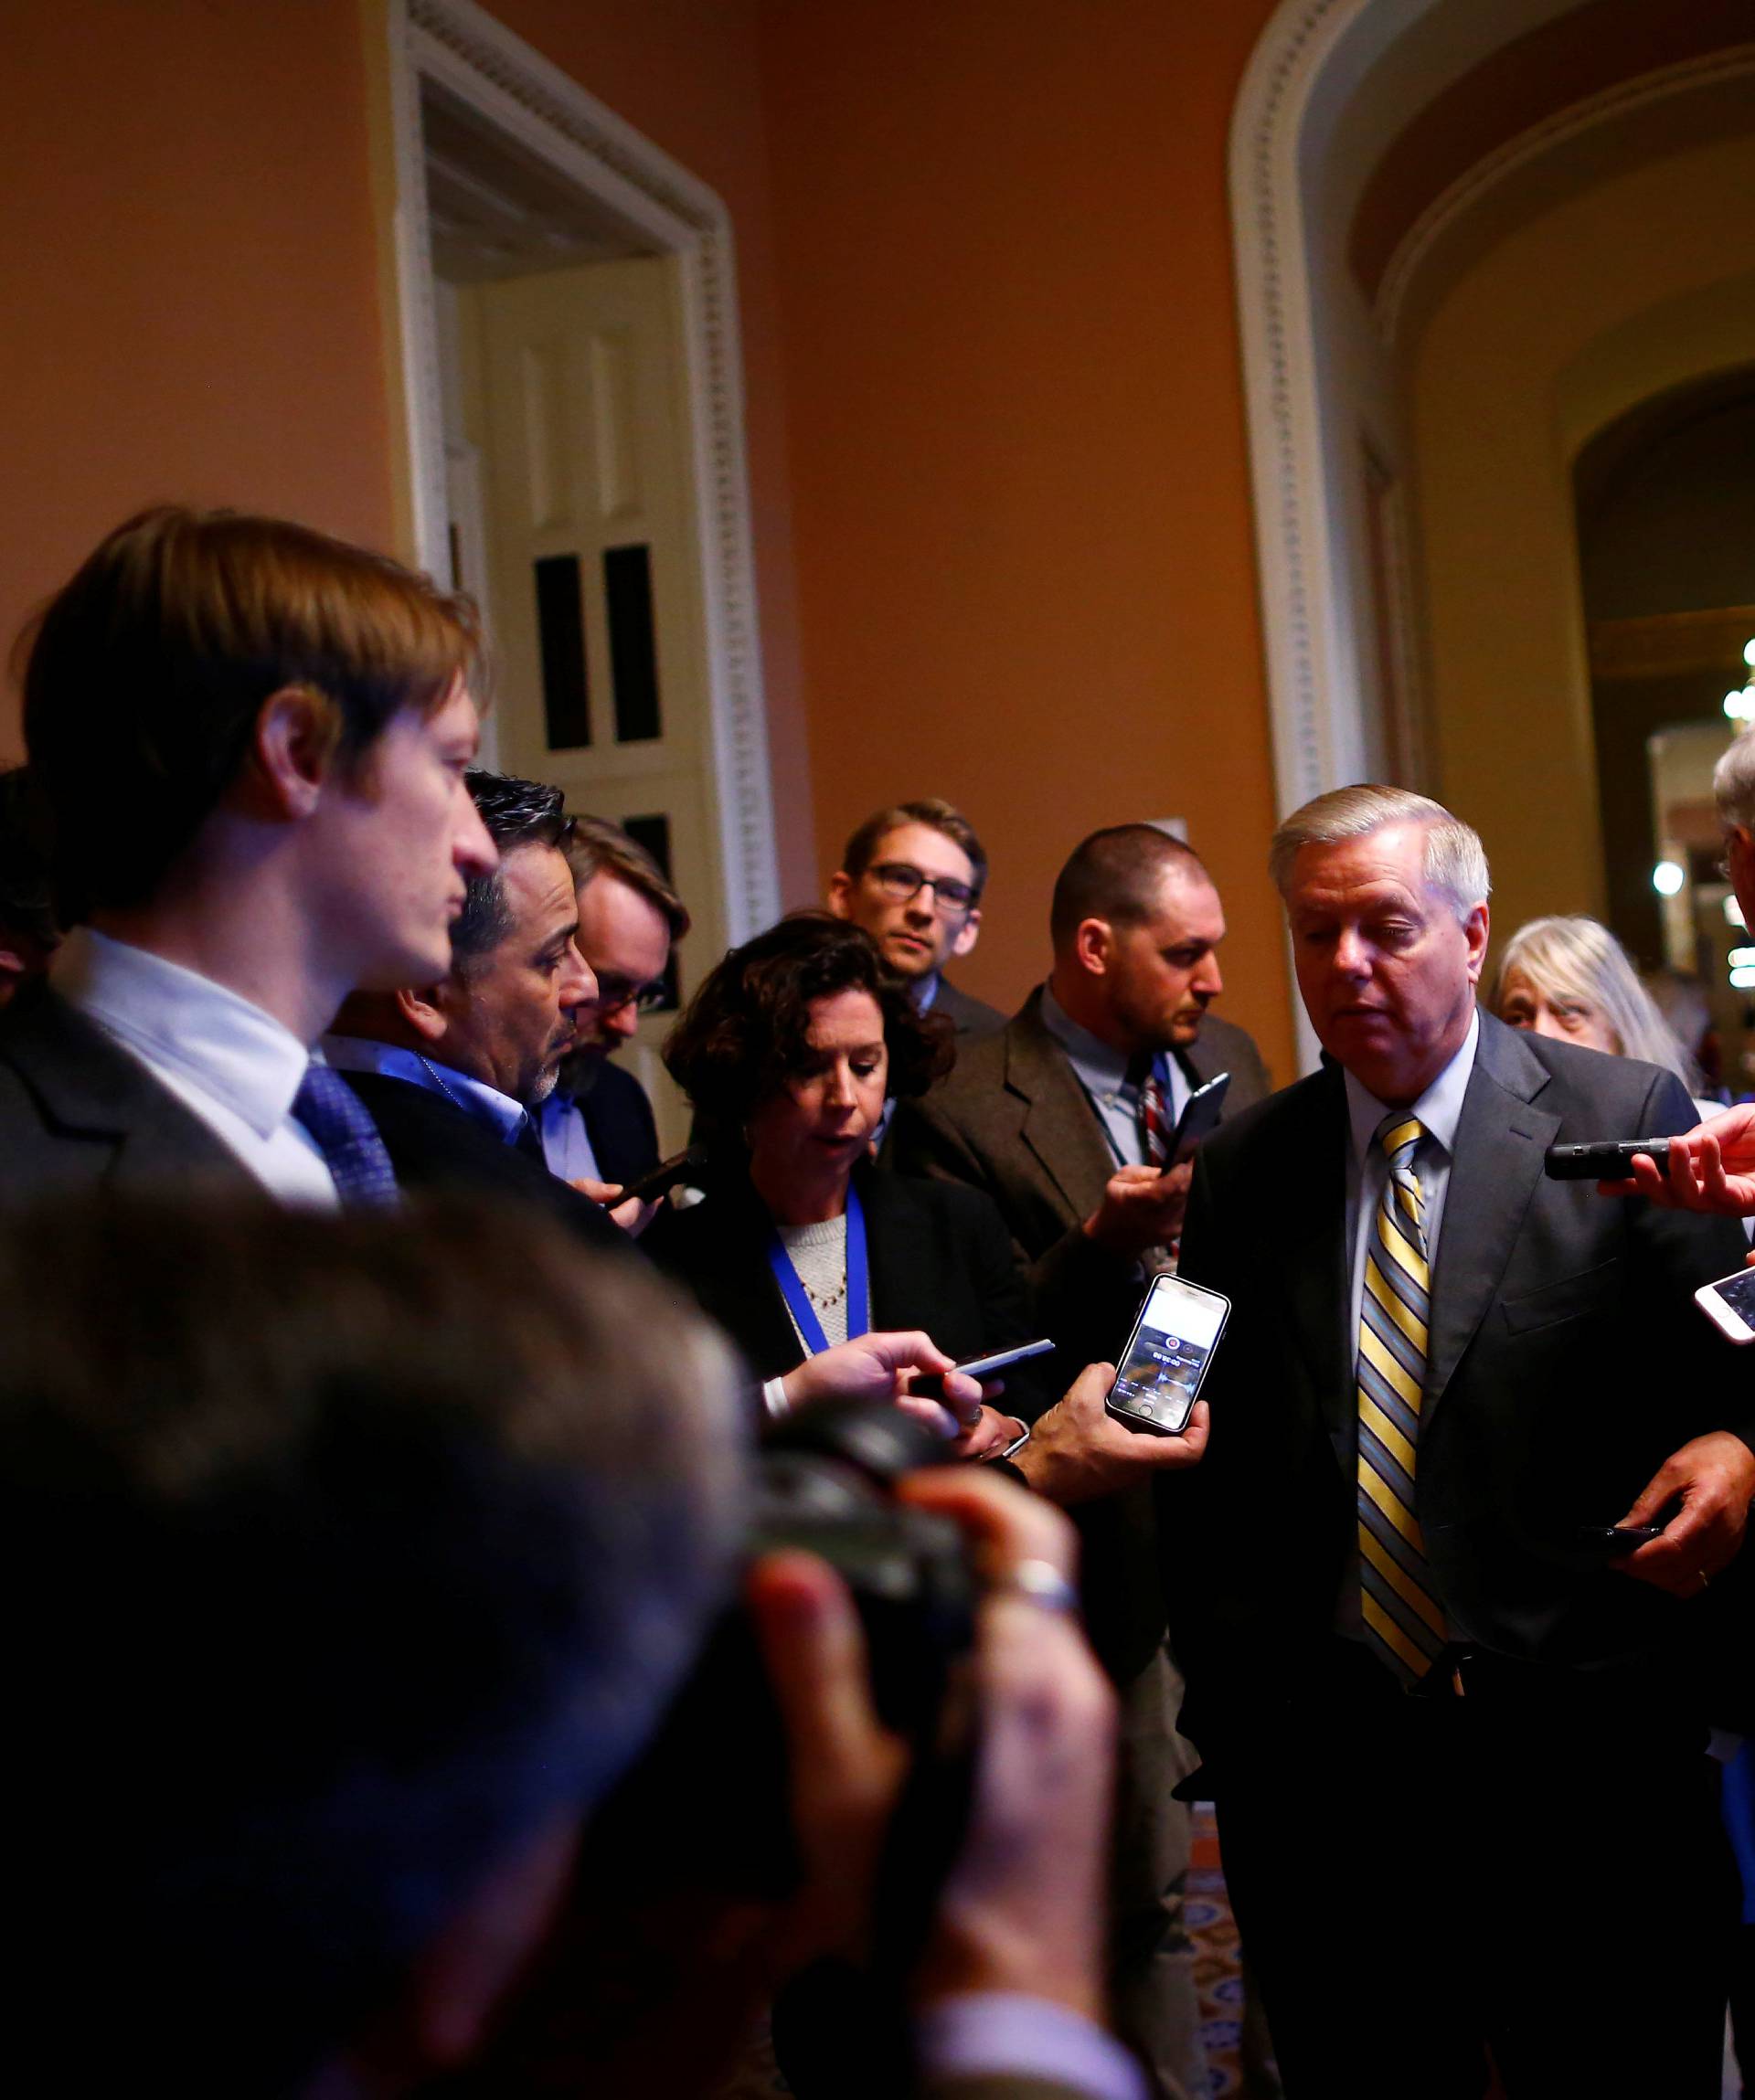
[592,973,668,1017]
[867,861,978,913]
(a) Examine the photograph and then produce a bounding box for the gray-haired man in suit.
[892,823,1273,2100]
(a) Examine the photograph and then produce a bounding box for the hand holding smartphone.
[1105,1273,1229,1436]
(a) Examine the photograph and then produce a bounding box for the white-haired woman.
[1493,914,1713,1115]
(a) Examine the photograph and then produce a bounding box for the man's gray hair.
[1713,728,1755,833]
[1269,785,1490,920]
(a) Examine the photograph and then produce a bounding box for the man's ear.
[397,983,452,1045]
[1072,916,1112,978]
[1462,902,1490,984]
[338,1812,584,2085]
[950,907,982,960]
[249,685,341,820]
[825,871,856,921]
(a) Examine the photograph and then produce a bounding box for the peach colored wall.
[0,0,818,906]
[756,0,1293,1076]
[0,0,1290,1068]
[0,2,395,752]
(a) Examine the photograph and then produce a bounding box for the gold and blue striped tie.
[1356,1114,1447,1683]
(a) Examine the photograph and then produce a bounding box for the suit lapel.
[1,985,248,1185]
[1005,992,1117,1225]
[1424,1015,1558,1416]
[1279,1069,1356,1458]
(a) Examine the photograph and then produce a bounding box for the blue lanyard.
[764,1183,869,1355]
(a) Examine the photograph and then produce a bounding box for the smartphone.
[1543,1138,1672,1181]
[603,1146,708,1207]
[909,1337,1055,1400]
[1575,1524,1665,1554]
[1695,1261,1755,1343]
[1169,1071,1230,1164]
[1105,1272,1229,1436]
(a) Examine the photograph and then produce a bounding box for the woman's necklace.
[803,1272,847,1313]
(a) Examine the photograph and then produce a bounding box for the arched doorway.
[1231,0,1755,1063]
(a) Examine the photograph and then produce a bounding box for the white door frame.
[385,0,780,940]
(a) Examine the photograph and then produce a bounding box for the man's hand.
[570,1176,657,1236]
[780,1331,984,1435]
[1601,1102,1755,1218]
[1012,1361,1208,1505]
[1615,1430,1755,1595]
[1083,1161,1193,1257]
[951,1405,1026,1462]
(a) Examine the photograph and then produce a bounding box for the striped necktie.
[1356,1114,1447,1683]
[1136,1058,1172,1169]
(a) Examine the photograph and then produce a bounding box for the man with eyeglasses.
[539,814,692,1189]
[827,799,1005,1040]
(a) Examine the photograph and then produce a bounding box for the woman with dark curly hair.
[644,913,1051,1447]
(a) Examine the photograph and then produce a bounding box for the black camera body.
[585,1399,981,1904]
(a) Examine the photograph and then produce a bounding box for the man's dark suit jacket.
[888,984,1272,1681]
[341,1070,627,1251]
[890,986,1271,1358]
[573,1057,662,1188]
[644,1160,1051,1415]
[0,983,259,1202]
[931,975,1005,1041]
[1162,1013,1753,1763]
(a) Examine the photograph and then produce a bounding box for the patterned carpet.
[1186,1804,1280,2098]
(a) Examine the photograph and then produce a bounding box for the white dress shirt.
[51,928,338,1207]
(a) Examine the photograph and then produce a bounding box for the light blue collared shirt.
[320,1036,530,1146]
[1038,984,1190,1168]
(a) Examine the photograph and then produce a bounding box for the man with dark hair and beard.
[323,769,632,1246]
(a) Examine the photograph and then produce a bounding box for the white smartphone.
[1105,1272,1230,1435]
[909,1337,1055,1398]
[1694,1264,1755,1343]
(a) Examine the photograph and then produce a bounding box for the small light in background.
[1728,894,1748,928]
[1744,637,1755,667]
[1731,965,1755,992]
[1652,860,1686,896]
[1728,947,1755,968]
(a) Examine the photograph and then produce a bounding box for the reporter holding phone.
[644,916,1053,1457]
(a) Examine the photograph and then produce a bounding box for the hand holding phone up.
[1085,1160,1195,1258]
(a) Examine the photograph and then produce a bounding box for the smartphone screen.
[1696,1264,1755,1342]
[1106,1273,1229,1433]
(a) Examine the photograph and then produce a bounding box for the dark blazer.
[644,1160,1051,1413]
[889,986,1273,1363]
[0,983,258,1203]
[1162,1013,1752,1760]
[931,975,1005,1041]
[575,1057,662,1189]
[888,986,1272,1681]
[342,1070,628,1252]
